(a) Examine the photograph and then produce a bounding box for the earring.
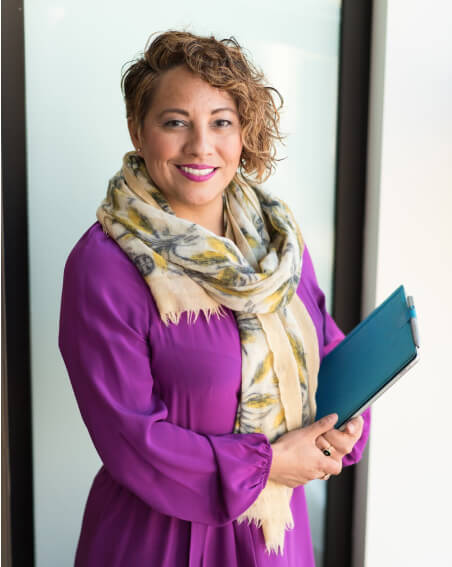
[136,147,142,152]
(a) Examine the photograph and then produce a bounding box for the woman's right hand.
[268,414,341,488]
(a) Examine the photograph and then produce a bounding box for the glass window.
[24,2,341,564]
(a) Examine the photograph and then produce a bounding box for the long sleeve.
[58,230,272,527]
[301,245,371,467]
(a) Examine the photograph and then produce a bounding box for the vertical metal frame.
[324,1,373,566]
[2,1,372,565]
[2,0,35,565]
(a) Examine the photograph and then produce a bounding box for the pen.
[407,295,420,348]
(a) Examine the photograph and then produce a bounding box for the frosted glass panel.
[24,2,341,565]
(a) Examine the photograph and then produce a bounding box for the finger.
[320,456,342,476]
[344,416,364,436]
[316,434,335,457]
[315,445,343,473]
[317,470,331,481]
[308,414,338,437]
[316,434,330,450]
[322,429,356,456]
[324,428,351,447]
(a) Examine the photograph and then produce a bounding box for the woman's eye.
[213,119,232,128]
[164,120,186,128]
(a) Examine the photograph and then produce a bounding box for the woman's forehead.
[149,66,237,112]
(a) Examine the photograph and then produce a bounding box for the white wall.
[361,1,452,565]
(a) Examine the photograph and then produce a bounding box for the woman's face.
[129,65,243,219]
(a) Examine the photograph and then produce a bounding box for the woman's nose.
[183,125,214,158]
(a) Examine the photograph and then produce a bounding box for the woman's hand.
[268,414,342,488]
[315,415,364,476]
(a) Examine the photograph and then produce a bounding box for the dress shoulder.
[62,220,153,342]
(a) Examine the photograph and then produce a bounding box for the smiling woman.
[128,65,243,235]
[58,29,370,567]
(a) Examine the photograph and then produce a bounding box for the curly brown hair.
[121,30,284,183]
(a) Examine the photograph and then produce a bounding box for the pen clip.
[407,295,420,348]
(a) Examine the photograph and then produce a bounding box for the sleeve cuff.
[247,433,273,489]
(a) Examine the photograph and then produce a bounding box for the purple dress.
[58,221,371,567]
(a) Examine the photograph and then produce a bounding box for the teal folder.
[315,285,420,429]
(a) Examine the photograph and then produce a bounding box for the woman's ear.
[127,118,142,152]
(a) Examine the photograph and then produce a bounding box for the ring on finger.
[322,445,333,457]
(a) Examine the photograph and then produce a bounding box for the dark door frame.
[325,1,373,566]
[1,1,372,565]
[2,0,35,565]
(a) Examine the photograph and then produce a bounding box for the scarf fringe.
[236,480,294,556]
[160,304,229,326]
[237,513,294,556]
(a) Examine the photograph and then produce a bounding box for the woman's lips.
[176,164,218,182]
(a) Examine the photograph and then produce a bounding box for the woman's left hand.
[315,415,364,470]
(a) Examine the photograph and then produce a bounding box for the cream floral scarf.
[96,151,320,555]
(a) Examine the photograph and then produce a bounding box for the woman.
[59,31,370,566]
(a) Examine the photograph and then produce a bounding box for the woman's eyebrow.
[211,107,237,115]
[158,108,189,118]
[158,107,237,118]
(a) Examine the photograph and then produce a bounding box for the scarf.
[96,151,320,555]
